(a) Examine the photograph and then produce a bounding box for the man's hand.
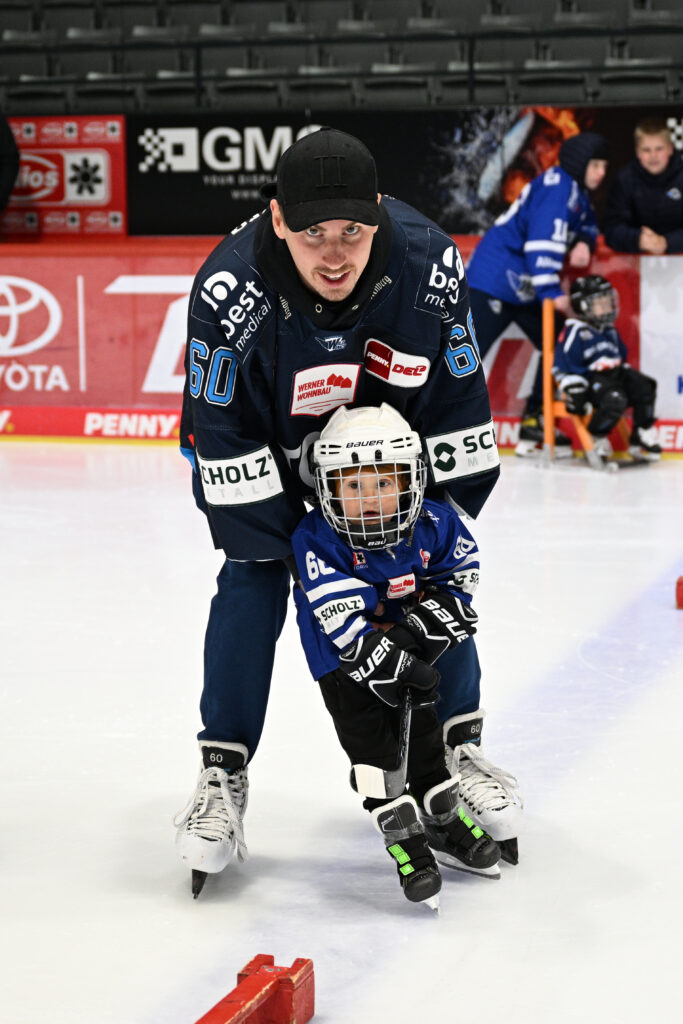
[339,631,439,708]
[560,374,590,414]
[568,241,591,268]
[388,589,478,665]
[639,226,667,255]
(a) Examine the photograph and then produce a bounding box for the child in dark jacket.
[553,275,661,460]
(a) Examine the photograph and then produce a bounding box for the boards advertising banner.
[0,239,681,451]
[125,106,683,237]
[3,116,127,237]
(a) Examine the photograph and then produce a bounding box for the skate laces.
[174,766,249,862]
[452,744,523,815]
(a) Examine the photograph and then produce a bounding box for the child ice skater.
[554,275,661,461]
[291,404,505,911]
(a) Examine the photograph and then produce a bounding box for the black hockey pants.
[318,669,451,810]
[587,366,657,437]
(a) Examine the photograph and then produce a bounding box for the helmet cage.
[570,276,619,330]
[314,455,427,550]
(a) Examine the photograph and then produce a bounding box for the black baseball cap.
[260,127,380,231]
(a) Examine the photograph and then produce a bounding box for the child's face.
[591,293,615,320]
[337,466,402,524]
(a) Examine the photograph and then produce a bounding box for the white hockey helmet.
[312,403,426,550]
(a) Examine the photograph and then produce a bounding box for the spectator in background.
[0,117,19,220]
[466,132,609,457]
[604,118,683,255]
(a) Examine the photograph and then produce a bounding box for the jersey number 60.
[188,339,237,406]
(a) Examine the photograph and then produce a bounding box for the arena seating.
[0,0,681,112]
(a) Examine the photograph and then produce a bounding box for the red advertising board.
[2,116,127,237]
[0,237,681,451]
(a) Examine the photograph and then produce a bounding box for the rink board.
[1,239,681,450]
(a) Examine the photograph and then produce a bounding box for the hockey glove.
[339,631,440,709]
[561,375,590,415]
[388,589,478,665]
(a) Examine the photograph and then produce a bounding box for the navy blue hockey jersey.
[467,166,599,305]
[180,197,500,561]
[292,498,480,680]
[553,318,627,382]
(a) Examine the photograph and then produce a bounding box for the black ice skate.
[421,777,501,878]
[371,795,442,911]
[515,412,573,459]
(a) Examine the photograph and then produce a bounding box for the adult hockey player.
[553,275,661,461]
[466,131,609,457]
[174,127,513,897]
[292,404,508,910]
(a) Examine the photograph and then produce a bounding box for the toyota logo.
[0,276,62,356]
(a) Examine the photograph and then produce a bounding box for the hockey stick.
[352,689,413,800]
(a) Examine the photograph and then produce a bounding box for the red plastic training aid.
[676,576,683,609]
[194,954,315,1024]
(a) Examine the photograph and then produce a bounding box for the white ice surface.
[1,442,682,1024]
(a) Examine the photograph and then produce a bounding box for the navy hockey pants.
[469,288,564,413]
[198,559,482,759]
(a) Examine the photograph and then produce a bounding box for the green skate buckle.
[458,806,484,839]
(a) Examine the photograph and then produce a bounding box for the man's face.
[270,200,380,303]
[584,159,608,191]
[636,133,674,175]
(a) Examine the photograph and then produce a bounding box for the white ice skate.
[443,710,523,865]
[174,741,249,897]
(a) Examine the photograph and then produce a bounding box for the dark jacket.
[603,151,683,253]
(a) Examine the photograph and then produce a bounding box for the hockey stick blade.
[352,690,413,800]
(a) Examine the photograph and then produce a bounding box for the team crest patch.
[315,335,348,352]
[290,363,360,417]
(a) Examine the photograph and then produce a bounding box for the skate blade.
[516,441,573,459]
[191,869,208,898]
[434,851,501,879]
[424,894,440,913]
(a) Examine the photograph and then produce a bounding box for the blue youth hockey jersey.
[553,318,627,382]
[291,498,480,680]
[180,197,500,562]
[466,166,599,305]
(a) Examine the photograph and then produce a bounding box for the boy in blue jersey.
[553,275,661,461]
[291,403,518,908]
[467,132,609,457]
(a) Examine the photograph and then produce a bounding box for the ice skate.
[174,741,249,897]
[443,710,523,865]
[515,412,573,459]
[591,435,613,460]
[421,777,501,878]
[628,425,661,462]
[371,795,441,911]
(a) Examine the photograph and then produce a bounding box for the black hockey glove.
[388,589,478,665]
[561,375,590,415]
[339,631,440,709]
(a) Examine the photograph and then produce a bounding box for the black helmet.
[569,275,618,329]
